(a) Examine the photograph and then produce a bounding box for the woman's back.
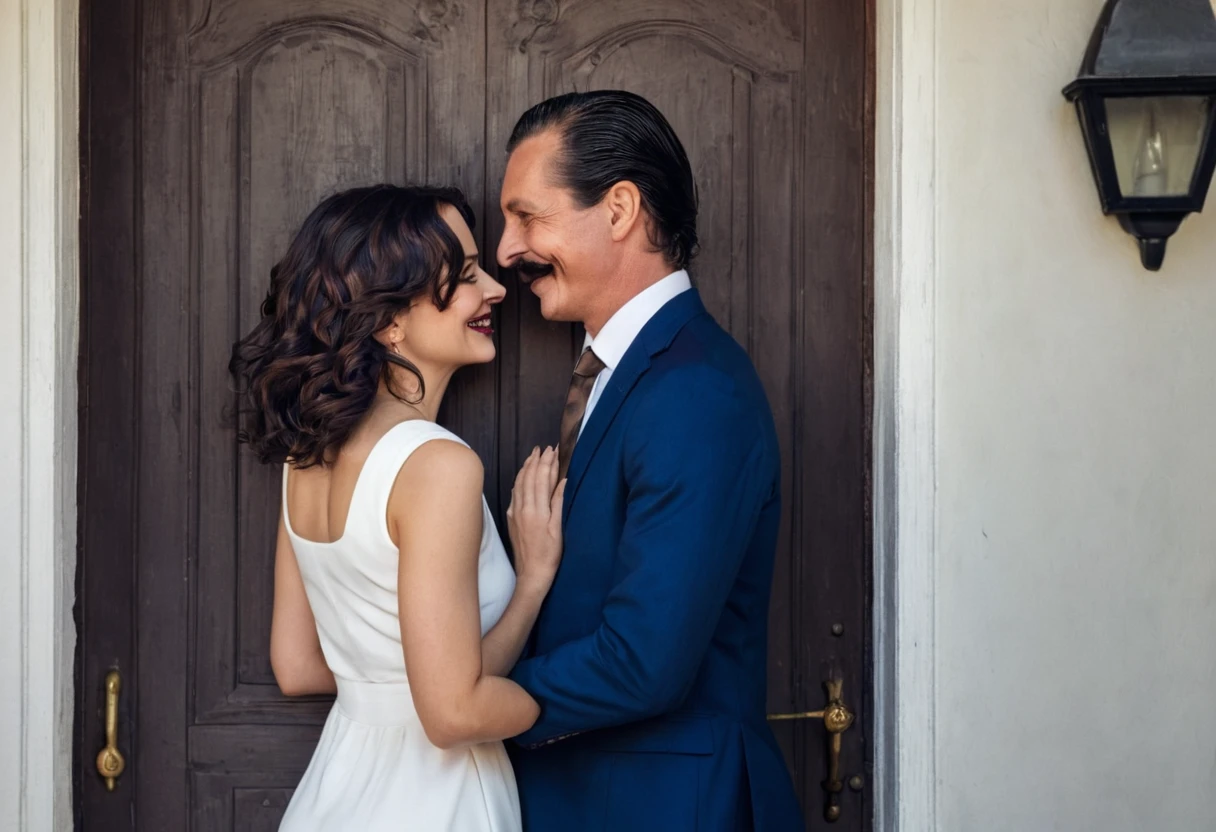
[278,419,521,831]
[283,419,515,682]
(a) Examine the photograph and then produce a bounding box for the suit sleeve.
[509,371,774,747]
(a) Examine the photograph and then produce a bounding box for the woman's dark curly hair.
[230,184,475,468]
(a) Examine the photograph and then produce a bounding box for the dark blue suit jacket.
[509,290,804,831]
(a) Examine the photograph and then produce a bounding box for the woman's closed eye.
[459,252,481,283]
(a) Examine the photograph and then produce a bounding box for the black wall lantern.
[1063,0,1216,270]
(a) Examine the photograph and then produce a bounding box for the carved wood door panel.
[78,0,870,829]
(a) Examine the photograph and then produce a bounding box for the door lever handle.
[95,670,126,791]
[767,677,855,822]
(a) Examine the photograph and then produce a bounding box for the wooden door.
[78,0,871,828]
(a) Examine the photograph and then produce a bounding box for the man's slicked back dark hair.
[507,90,699,270]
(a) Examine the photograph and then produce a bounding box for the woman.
[230,184,563,831]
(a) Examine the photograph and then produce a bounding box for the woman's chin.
[462,342,497,365]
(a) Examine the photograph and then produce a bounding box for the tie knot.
[573,347,606,379]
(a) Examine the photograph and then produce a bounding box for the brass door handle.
[95,670,125,791]
[768,678,855,822]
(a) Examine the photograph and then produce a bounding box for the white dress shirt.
[579,269,692,435]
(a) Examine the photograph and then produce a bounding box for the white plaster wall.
[935,0,1216,829]
[0,0,30,820]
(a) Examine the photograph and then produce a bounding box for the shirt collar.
[583,270,692,370]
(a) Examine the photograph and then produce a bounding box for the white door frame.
[6,0,939,828]
[873,0,939,828]
[3,0,80,827]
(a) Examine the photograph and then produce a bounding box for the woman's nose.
[484,272,507,304]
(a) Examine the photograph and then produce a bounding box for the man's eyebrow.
[505,198,538,213]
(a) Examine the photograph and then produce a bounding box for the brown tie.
[557,347,607,481]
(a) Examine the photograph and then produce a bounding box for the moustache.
[515,259,555,283]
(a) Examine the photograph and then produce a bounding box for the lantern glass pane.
[1104,95,1211,198]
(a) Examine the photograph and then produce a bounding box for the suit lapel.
[561,289,707,524]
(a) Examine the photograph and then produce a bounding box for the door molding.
[2,0,80,828]
[873,0,939,829]
[13,0,943,827]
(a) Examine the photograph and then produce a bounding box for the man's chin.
[530,278,560,319]
[536,292,574,323]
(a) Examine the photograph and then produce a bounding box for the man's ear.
[605,181,643,243]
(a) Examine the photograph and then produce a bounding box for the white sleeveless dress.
[278,420,522,832]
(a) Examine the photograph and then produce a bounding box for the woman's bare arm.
[391,440,540,749]
[269,514,337,696]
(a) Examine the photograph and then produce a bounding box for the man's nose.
[497,224,525,269]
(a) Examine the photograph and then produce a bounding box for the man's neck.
[583,260,676,339]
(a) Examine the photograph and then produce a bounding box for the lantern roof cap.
[1066,0,1216,96]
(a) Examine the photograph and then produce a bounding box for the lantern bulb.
[1132,103,1168,197]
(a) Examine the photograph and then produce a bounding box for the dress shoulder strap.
[345,420,469,548]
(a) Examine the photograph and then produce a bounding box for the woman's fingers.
[532,446,555,511]
[544,446,559,496]
[511,447,561,535]
[519,446,541,512]
[548,479,567,536]
[510,448,534,515]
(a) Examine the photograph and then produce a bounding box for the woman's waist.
[333,677,419,727]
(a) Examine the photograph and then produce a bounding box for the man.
[498,90,803,831]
